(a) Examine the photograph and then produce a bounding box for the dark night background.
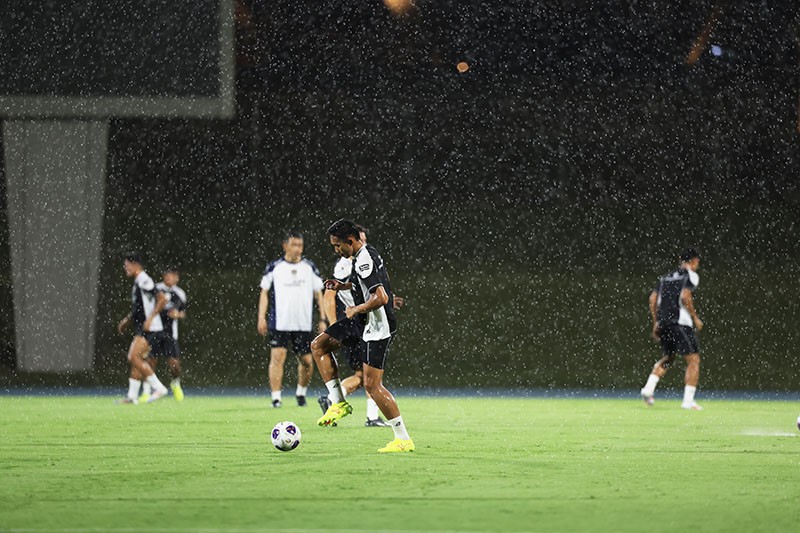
[1,0,798,391]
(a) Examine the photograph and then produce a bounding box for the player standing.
[140,266,187,402]
[116,252,170,404]
[640,249,704,410]
[312,219,414,453]
[257,231,326,408]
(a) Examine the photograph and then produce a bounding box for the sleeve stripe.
[367,283,384,292]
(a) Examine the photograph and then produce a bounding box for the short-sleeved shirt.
[260,258,324,332]
[333,256,355,322]
[156,283,187,339]
[653,268,700,327]
[131,271,163,333]
[350,244,396,342]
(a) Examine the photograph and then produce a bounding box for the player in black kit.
[140,266,187,402]
[318,224,404,427]
[116,252,170,404]
[640,249,704,410]
[311,219,414,452]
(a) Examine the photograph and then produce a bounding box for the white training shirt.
[678,269,700,326]
[333,256,355,308]
[132,271,163,332]
[260,258,323,332]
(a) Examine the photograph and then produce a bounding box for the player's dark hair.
[123,251,143,265]
[163,265,180,273]
[355,223,369,238]
[327,219,360,242]
[680,248,700,262]
[283,230,304,242]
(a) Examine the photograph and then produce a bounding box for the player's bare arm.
[257,288,269,336]
[117,314,132,335]
[315,290,327,333]
[649,291,659,340]
[168,309,185,320]
[324,279,352,291]
[681,288,703,331]
[323,288,338,325]
[143,292,168,332]
[345,285,389,319]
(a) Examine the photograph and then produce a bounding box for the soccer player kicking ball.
[640,249,704,410]
[318,224,405,427]
[311,219,414,453]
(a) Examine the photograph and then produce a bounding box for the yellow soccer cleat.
[317,401,353,427]
[138,392,150,403]
[171,382,184,402]
[378,438,415,453]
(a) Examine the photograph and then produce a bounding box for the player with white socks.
[256,230,327,408]
[140,267,188,402]
[640,249,704,410]
[312,219,414,452]
[318,224,405,427]
[116,252,170,404]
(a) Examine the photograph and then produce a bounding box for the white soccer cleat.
[146,388,169,403]
[640,389,654,407]
[681,402,703,411]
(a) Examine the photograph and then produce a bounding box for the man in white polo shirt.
[257,230,326,407]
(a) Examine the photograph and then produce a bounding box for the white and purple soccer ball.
[797,416,800,433]
[271,421,301,452]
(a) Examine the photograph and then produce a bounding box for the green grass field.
[1,395,799,532]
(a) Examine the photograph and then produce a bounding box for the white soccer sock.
[683,385,697,405]
[325,379,345,404]
[127,379,142,400]
[295,385,308,397]
[388,415,410,440]
[642,374,660,396]
[145,374,167,393]
[329,388,348,403]
[366,397,380,420]
[271,390,282,402]
[142,382,152,396]
[170,378,180,388]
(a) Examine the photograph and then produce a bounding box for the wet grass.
[1,395,799,532]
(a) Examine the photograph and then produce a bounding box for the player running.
[116,252,170,404]
[140,266,187,402]
[257,230,326,408]
[640,249,704,410]
[312,219,414,453]
[318,224,404,427]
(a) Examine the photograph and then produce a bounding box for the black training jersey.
[156,283,187,339]
[653,268,700,327]
[350,244,396,341]
[131,271,163,332]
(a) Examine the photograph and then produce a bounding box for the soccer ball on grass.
[272,421,301,451]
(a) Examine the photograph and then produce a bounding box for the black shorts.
[141,331,172,358]
[149,336,180,359]
[345,341,366,371]
[325,319,367,371]
[325,318,363,347]
[363,335,393,370]
[659,324,700,356]
[269,330,312,355]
